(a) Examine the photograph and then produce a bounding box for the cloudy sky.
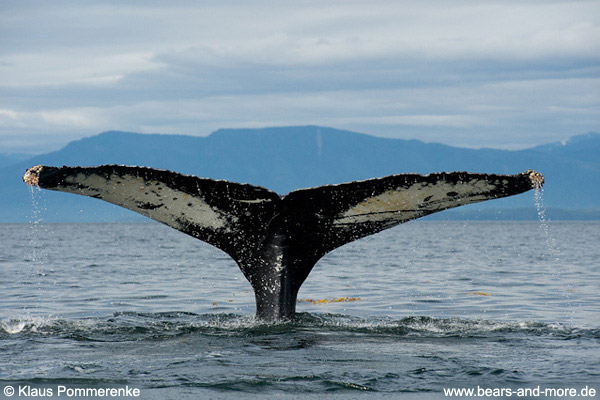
[1,0,598,153]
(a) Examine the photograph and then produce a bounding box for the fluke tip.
[23,165,43,186]
[525,169,544,189]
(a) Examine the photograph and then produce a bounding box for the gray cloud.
[0,0,599,152]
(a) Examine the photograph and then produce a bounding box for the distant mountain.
[530,132,600,164]
[0,153,35,169]
[1,126,598,222]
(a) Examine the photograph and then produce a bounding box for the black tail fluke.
[280,170,544,258]
[24,165,543,320]
[23,164,280,267]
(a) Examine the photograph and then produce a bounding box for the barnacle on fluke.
[23,164,43,186]
[527,169,545,189]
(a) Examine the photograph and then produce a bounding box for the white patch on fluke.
[236,198,271,204]
[62,173,233,231]
[334,178,499,226]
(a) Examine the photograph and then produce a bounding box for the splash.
[3,313,598,340]
[0,319,29,334]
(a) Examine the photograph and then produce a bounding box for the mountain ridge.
[1,126,598,222]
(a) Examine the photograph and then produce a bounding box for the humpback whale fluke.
[23,165,543,320]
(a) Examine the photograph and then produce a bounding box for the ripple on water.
[2,313,599,395]
[2,313,598,341]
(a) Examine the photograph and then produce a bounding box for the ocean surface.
[1,218,599,399]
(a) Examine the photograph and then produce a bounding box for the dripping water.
[27,186,52,298]
[534,186,574,321]
[27,185,45,262]
[534,187,562,261]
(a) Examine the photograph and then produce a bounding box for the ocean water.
[1,219,599,399]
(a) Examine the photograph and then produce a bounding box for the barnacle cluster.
[526,169,544,189]
[23,165,44,186]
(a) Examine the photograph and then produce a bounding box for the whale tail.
[24,165,543,320]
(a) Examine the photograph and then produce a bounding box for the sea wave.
[1,312,598,342]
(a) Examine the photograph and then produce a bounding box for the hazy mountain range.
[1,126,598,222]
[0,153,35,169]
